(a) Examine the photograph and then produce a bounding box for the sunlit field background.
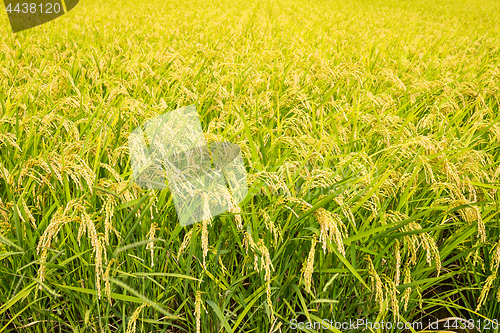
[1,0,500,331]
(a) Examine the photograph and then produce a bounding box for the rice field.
[1,0,500,332]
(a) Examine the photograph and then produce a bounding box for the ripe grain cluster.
[1,0,500,331]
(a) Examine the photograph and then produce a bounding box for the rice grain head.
[366,255,384,310]
[384,277,400,320]
[243,230,258,255]
[314,208,347,256]
[260,209,282,245]
[104,259,116,303]
[201,219,210,268]
[257,239,275,320]
[395,240,401,286]
[476,273,497,311]
[416,285,423,310]
[195,290,203,333]
[491,239,500,273]
[218,184,243,230]
[21,199,36,229]
[79,212,106,298]
[301,234,317,294]
[146,222,159,267]
[126,303,149,333]
[103,197,120,246]
[37,199,87,288]
[177,228,194,260]
[334,194,356,228]
[402,264,412,312]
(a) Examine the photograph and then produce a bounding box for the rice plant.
[1,0,500,332]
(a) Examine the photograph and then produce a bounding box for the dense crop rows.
[1,0,500,331]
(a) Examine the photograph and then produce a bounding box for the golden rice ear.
[314,208,347,256]
[201,219,210,268]
[0,133,21,152]
[103,259,116,303]
[402,264,412,312]
[211,141,248,203]
[257,239,275,321]
[38,199,106,298]
[126,303,149,333]
[301,234,317,295]
[146,222,158,267]
[476,273,497,312]
[177,228,194,261]
[365,255,384,311]
[194,291,202,333]
[103,197,119,246]
[491,240,500,273]
[394,240,401,286]
[334,193,356,228]
[80,212,105,299]
[383,277,400,320]
[260,209,282,245]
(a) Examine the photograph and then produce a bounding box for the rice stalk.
[126,303,149,333]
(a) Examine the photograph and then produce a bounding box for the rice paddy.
[1,0,500,331]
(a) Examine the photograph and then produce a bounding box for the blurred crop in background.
[0,0,500,331]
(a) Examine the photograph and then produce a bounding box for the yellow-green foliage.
[1,0,500,331]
